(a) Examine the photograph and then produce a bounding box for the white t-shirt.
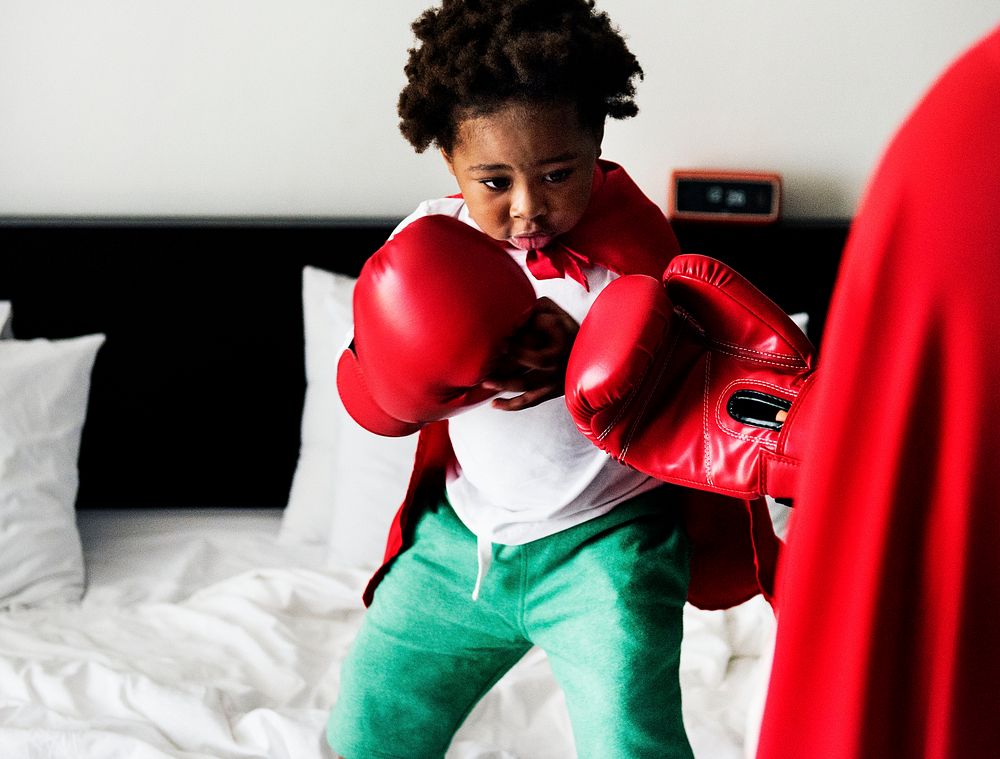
[392,199,660,576]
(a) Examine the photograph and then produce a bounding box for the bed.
[0,216,848,759]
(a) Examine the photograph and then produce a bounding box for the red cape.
[758,25,1000,758]
[363,160,781,611]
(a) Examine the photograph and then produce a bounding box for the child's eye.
[479,177,512,191]
[544,168,573,184]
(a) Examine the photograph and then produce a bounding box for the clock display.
[670,171,782,224]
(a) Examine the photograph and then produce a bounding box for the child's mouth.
[508,233,556,251]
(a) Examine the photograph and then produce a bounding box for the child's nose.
[510,185,547,221]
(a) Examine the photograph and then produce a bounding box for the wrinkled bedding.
[0,509,776,759]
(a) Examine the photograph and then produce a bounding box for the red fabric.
[757,25,1000,759]
[559,160,678,280]
[525,245,592,290]
[362,422,454,606]
[363,160,782,611]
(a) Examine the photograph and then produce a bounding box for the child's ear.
[440,148,457,177]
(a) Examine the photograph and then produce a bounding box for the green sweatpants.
[328,488,693,759]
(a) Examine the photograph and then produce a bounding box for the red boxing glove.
[337,215,537,436]
[565,254,817,500]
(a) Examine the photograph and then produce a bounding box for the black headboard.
[0,216,849,510]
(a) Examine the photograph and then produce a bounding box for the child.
[328,1,776,756]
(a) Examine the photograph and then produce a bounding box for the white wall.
[1,1,997,219]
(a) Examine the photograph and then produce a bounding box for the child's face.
[442,101,602,250]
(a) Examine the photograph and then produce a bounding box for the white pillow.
[280,267,418,571]
[789,311,810,339]
[0,301,12,339]
[0,333,105,608]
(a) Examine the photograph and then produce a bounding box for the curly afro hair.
[398,0,643,153]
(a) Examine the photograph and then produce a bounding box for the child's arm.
[484,297,578,411]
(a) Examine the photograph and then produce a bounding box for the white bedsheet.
[0,509,775,759]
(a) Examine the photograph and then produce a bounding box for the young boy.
[328,2,775,756]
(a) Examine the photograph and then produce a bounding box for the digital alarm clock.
[669,170,782,224]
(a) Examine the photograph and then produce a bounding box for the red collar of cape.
[361,159,781,611]
[520,159,678,285]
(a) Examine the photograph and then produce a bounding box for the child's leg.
[327,496,532,759]
[525,489,693,759]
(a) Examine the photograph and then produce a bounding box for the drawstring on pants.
[472,533,493,601]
